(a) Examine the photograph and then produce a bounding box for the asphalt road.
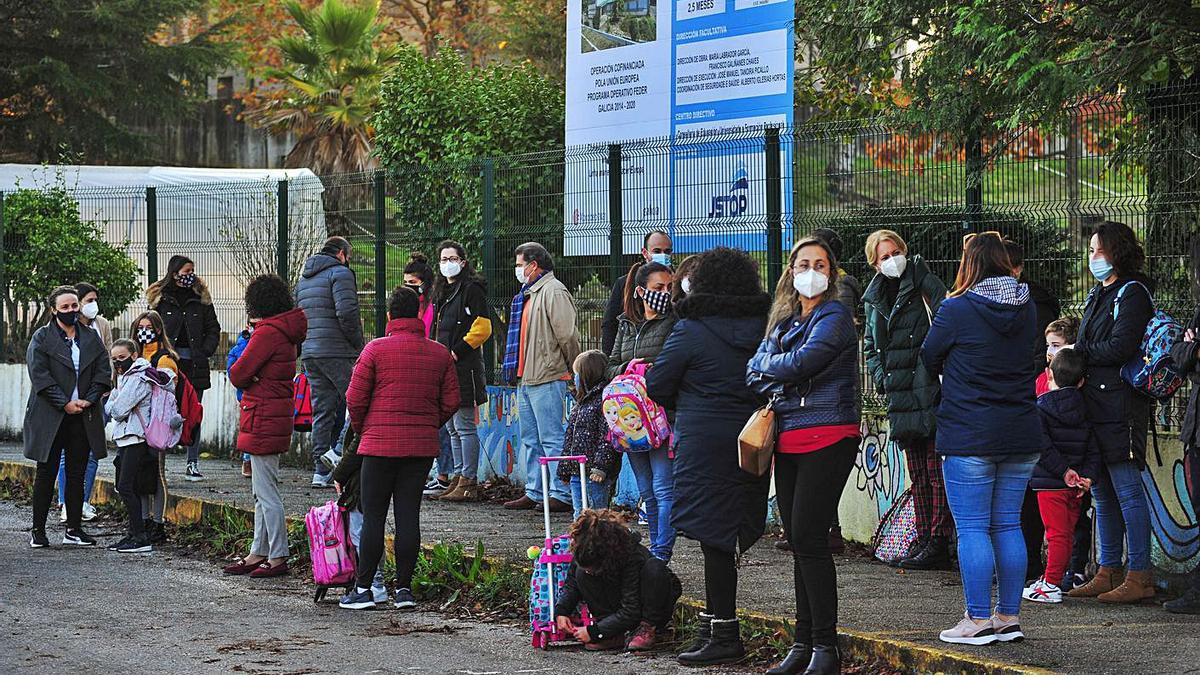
[0,500,730,675]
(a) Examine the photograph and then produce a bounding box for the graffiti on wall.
[1143,448,1199,574]
[854,418,908,520]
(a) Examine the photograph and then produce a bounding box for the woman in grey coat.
[26,286,111,548]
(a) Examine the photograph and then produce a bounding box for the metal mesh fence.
[2,86,1198,420]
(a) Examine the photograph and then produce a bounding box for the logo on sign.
[707,164,749,218]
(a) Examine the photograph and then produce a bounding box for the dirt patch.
[216,636,328,656]
[368,616,457,637]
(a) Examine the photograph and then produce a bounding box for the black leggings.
[701,543,738,619]
[116,443,151,536]
[774,437,857,647]
[33,416,91,530]
[356,455,432,590]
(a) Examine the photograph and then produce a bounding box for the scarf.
[501,283,531,384]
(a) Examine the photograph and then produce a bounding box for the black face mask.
[113,357,133,374]
[56,311,79,327]
[405,284,423,295]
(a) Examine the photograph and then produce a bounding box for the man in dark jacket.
[296,236,364,487]
[601,231,673,354]
[1166,307,1200,613]
[1005,241,1060,375]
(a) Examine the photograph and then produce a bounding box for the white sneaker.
[319,449,342,472]
[939,612,998,645]
[1023,578,1063,604]
[81,503,97,521]
[59,505,67,523]
[311,472,334,488]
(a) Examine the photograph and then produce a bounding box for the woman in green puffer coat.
[862,229,952,570]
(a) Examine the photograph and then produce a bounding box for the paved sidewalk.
[3,444,1196,674]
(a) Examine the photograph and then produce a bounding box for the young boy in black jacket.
[554,510,682,652]
[1024,348,1101,604]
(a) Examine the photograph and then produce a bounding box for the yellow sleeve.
[463,316,492,350]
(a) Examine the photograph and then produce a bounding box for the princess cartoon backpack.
[602,360,671,452]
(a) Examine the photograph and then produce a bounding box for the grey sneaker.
[991,614,1024,643]
[938,613,997,645]
[393,588,417,610]
[311,472,334,488]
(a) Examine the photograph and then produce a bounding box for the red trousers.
[1037,489,1084,585]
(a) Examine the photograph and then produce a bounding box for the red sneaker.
[626,621,658,651]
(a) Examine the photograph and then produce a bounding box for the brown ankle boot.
[1098,570,1155,604]
[434,475,462,499]
[440,478,478,502]
[1067,566,1126,598]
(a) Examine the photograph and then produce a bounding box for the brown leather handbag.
[738,396,778,476]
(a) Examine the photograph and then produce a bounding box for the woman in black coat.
[645,247,771,667]
[25,286,111,548]
[1067,221,1156,604]
[430,240,492,502]
[1166,235,1200,614]
[146,254,221,481]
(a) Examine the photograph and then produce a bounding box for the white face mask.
[515,265,529,285]
[792,269,829,299]
[440,261,463,279]
[680,277,691,295]
[81,301,100,320]
[880,254,907,279]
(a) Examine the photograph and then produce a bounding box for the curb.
[0,459,1056,675]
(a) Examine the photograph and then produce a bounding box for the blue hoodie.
[921,276,1048,457]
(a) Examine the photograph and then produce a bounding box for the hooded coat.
[295,253,364,360]
[921,276,1047,457]
[862,255,946,442]
[645,291,771,554]
[1031,387,1102,490]
[228,308,308,455]
[146,277,221,391]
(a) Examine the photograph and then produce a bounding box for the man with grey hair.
[296,236,364,487]
[501,242,580,511]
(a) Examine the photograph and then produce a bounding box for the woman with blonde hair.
[861,229,952,570]
[922,232,1045,645]
[747,237,860,675]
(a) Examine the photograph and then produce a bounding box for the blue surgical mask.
[1089,256,1114,282]
[650,252,672,267]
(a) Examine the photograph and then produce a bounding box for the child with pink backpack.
[104,338,181,553]
[560,351,621,519]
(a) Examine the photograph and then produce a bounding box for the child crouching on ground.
[554,510,682,652]
[558,350,620,519]
[1024,348,1100,604]
[331,426,388,602]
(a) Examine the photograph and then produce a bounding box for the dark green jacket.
[606,312,678,380]
[862,255,946,442]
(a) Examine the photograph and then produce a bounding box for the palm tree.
[247,0,399,174]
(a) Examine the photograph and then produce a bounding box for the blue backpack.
[1109,281,1184,401]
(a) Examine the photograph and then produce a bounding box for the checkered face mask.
[137,327,158,345]
[641,288,673,315]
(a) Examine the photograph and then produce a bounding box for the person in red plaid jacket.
[340,286,460,611]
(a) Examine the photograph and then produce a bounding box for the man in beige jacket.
[503,243,581,511]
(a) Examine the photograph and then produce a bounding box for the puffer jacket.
[146,278,221,390]
[1032,387,1102,490]
[1171,306,1200,448]
[346,317,460,458]
[1075,276,1154,464]
[606,312,678,380]
[228,308,307,455]
[747,300,860,432]
[863,255,946,442]
[105,359,176,445]
[295,253,364,359]
[556,386,622,484]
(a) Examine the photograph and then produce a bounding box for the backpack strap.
[1112,280,1154,321]
[150,350,165,369]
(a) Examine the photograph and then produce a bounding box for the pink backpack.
[602,360,672,452]
[135,369,183,451]
[306,500,356,588]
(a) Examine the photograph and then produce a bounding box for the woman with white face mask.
[861,229,953,571]
[746,237,860,675]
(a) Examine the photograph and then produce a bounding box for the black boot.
[1164,587,1200,615]
[766,642,812,675]
[892,536,928,567]
[802,645,839,675]
[900,536,951,571]
[678,617,744,666]
[682,612,712,654]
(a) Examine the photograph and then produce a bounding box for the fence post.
[481,159,497,384]
[276,180,289,280]
[765,127,783,286]
[608,144,623,284]
[965,129,983,229]
[146,187,158,285]
[374,170,387,338]
[0,191,5,357]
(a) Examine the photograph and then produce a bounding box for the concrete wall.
[2,365,1195,575]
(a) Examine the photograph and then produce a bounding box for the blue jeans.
[941,453,1039,619]
[518,380,571,503]
[1092,460,1152,571]
[347,509,386,590]
[435,426,452,478]
[628,446,676,561]
[58,450,99,505]
[447,407,480,481]
[568,476,612,519]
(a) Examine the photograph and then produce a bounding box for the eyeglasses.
[440,256,464,264]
